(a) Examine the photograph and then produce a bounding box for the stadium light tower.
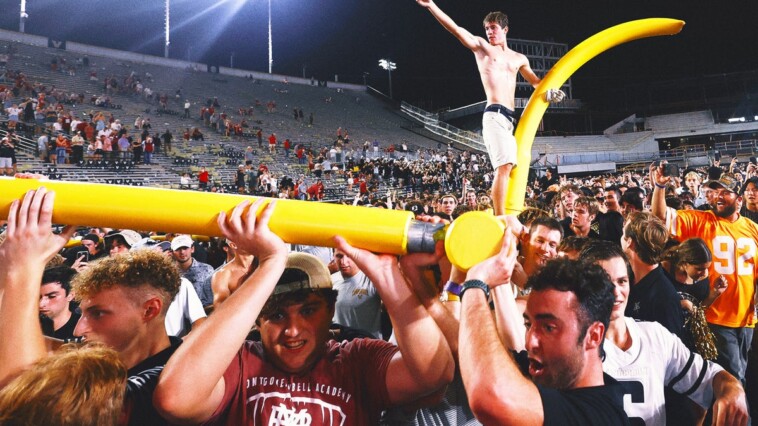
[378,59,397,99]
[19,0,28,33]
[164,0,170,58]
[268,0,273,73]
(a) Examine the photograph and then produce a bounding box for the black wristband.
[460,279,490,300]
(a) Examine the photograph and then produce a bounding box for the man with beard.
[456,231,628,425]
[653,168,758,388]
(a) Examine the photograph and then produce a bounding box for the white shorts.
[482,111,516,169]
[0,157,12,168]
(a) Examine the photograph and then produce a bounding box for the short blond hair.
[684,171,701,182]
[0,344,126,426]
[72,249,181,314]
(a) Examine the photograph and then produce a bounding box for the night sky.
[1,0,756,112]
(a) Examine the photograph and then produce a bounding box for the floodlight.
[378,59,397,71]
[378,59,397,99]
[19,0,28,32]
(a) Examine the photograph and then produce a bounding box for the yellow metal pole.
[0,178,416,256]
[505,18,685,214]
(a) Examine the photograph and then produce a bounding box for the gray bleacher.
[2,39,441,193]
[644,110,714,132]
[6,36,758,185]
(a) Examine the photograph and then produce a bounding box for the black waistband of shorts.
[484,104,516,122]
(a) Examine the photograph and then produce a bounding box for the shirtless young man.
[417,0,564,215]
[210,240,254,309]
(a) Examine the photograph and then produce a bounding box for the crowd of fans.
[1,150,757,424]
[2,44,758,426]
[2,60,425,196]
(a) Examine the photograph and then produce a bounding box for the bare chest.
[477,48,520,75]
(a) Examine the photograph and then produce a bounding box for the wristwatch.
[460,279,490,300]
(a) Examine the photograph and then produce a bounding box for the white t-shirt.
[165,278,207,337]
[6,106,21,117]
[332,271,382,339]
[603,316,723,426]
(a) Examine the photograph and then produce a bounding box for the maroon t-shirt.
[206,338,398,425]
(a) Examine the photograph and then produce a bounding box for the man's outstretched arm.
[155,199,288,424]
[417,0,482,51]
[517,57,566,102]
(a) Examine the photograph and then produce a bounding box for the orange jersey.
[667,208,758,327]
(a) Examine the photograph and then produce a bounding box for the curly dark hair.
[557,236,590,257]
[517,207,551,227]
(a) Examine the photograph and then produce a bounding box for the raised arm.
[417,0,483,51]
[490,216,527,350]
[729,157,738,174]
[459,229,543,425]
[0,188,75,387]
[650,162,670,221]
[398,226,460,358]
[154,199,288,423]
[335,236,454,405]
[491,284,526,351]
